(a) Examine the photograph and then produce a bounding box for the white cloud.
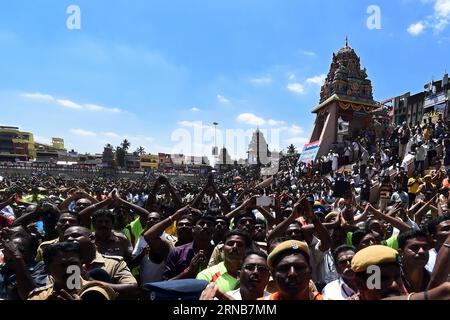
[22,93,54,102]
[306,74,326,86]
[268,119,285,126]
[178,121,211,130]
[408,22,426,35]
[284,136,309,145]
[300,50,317,57]
[249,77,273,85]
[57,99,83,110]
[217,94,231,104]
[23,92,122,113]
[288,73,296,80]
[287,83,305,94]
[190,107,200,112]
[85,104,121,113]
[102,132,120,138]
[435,0,450,17]
[236,113,266,126]
[279,125,304,136]
[70,128,97,137]
[408,0,450,34]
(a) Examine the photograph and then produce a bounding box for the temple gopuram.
[308,39,379,158]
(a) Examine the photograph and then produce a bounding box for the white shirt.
[322,277,356,300]
[425,248,438,273]
[332,154,339,171]
[226,288,270,300]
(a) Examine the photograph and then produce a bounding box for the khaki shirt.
[35,238,59,262]
[86,252,137,285]
[28,279,116,300]
[95,232,133,259]
[28,278,92,300]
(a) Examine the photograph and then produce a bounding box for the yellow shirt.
[408,178,422,194]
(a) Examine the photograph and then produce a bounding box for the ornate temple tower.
[248,128,271,165]
[309,39,378,157]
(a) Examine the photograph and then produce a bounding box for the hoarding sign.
[298,140,321,164]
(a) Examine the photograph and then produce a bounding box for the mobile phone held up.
[256,196,275,207]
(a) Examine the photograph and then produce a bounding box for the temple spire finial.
[345,36,349,48]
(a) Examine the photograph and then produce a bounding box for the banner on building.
[298,140,321,164]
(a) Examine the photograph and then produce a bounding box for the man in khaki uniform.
[28,242,116,300]
[62,226,138,299]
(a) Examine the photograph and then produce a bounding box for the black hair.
[224,229,252,248]
[397,229,428,250]
[215,215,230,224]
[234,210,256,225]
[192,214,216,226]
[267,237,287,251]
[92,209,115,225]
[332,244,356,263]
[43,241,81,267]
[426,214,450,236]
[352,229,372,248]
[241,250,268,265]
[59,211,82,225]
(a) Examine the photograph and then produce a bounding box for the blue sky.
[0,0,449,161]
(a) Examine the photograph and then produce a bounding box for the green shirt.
[346,232,398,250]
[22,194,46,204]
[123,218,143,246]
[196,262,239,293]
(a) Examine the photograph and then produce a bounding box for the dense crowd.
[1,117,450,300]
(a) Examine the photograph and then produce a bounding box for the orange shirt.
[443,178,450,189]
[259,291,325,300]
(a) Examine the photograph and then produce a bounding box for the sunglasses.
[243,264,269,273]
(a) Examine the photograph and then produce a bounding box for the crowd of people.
[1,116,450,301]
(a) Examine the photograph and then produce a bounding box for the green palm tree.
[136,146,145,155]
[121,139,131,152]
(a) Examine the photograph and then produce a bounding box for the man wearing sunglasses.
[226,250,270,300]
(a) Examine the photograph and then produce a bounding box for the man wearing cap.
[349,245,407,300]
[260,240,324,300]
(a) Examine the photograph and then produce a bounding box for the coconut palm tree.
[136,146,145,155]
[121,139,131,152]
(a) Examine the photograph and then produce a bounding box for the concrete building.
[391,74,449,126]
[393,92,425,126]
[0,126,36,161]
[52,137,66,151]
[140,154,159,170]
